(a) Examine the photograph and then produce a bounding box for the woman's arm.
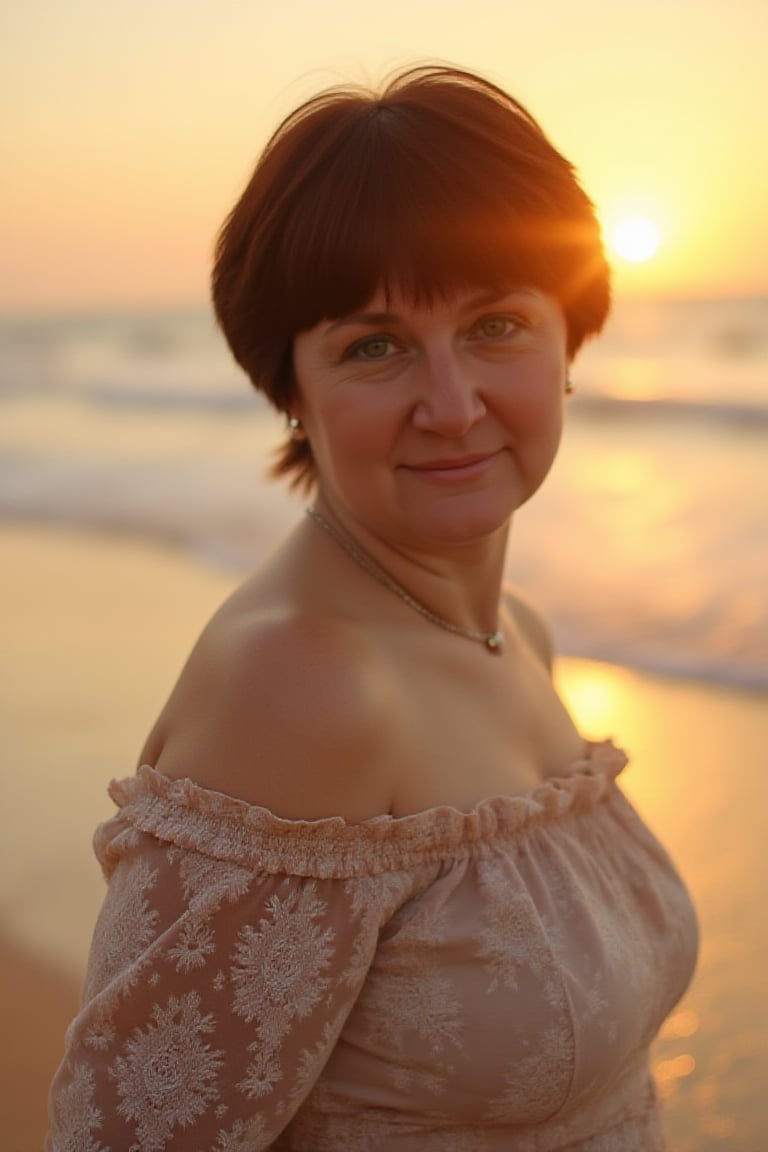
[46,809,401,1150]
[48,611,405,1149]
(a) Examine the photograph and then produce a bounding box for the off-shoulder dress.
[47,740,698,1151]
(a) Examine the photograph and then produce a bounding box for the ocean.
[1,295,766,688]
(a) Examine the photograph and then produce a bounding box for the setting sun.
[611,217,661,264]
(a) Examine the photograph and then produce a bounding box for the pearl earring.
[286,416,306,441]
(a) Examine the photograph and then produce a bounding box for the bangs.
[276,111,600,335]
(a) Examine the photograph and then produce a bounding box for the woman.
[47,66,698,1150]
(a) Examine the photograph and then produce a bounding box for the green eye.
[347,336,396,361]
[360,338,392,358]
[475,316,516,339]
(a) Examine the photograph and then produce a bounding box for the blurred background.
[1,2,766,1149]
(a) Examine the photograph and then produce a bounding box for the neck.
[310,495,510,643]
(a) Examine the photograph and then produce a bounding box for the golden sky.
[2,0,767,311]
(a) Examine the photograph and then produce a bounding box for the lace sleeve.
[46,814,411,1152]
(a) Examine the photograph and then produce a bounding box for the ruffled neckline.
[102,740,628,879]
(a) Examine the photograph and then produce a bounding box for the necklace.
[306,506,504,654]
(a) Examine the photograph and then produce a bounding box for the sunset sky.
[2,0,767,312]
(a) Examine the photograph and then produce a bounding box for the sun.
[611,216,660,263]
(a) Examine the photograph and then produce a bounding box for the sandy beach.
[1,524,766,1152]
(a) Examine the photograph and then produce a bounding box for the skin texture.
[145,285,585,820]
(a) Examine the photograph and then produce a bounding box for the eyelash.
[341,312,528,362]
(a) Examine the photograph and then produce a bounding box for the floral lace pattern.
[47,741,698,1151]
[112,991,223,1151]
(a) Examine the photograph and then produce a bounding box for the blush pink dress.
[47,740,697,1151]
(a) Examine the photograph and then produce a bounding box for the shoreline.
[2,523,766,1150]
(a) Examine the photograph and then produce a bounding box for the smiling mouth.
[404,451,501,478]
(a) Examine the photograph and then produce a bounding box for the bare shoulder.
[502,584,555,673]
[142,607,398,822]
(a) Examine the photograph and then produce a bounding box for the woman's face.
[292,283,569,550]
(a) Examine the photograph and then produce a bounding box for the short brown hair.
[212,65,611,490]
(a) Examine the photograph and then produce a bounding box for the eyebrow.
[322,287,535,336]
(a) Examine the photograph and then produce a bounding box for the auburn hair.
[212,65,612,490]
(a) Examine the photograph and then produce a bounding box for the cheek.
[305,390,399,477]
[497,374,563,435]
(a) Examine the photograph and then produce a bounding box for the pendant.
[485,631,504,654]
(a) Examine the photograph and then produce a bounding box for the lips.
[408,452,497,471]
[403,450,502,480]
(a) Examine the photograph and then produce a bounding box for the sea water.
[1,296,766,688]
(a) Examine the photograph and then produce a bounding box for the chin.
[404,463,547,544]
[409,495,517,546]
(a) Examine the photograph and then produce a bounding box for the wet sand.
[0,934,82,1152]
[1,525,236,1151]
[1,524,766,1151]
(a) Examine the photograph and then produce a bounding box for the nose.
[411,352,486,437]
